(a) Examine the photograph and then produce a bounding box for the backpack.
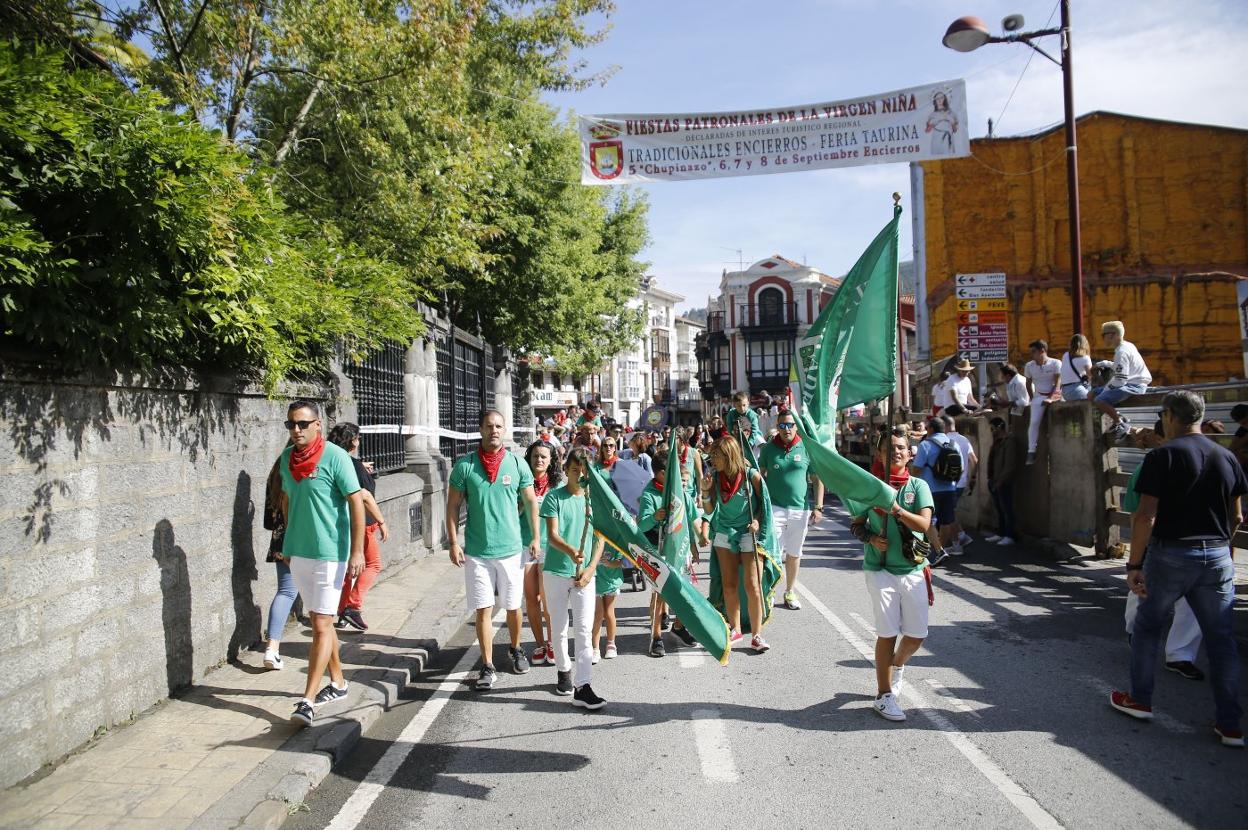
[927,437,963,482]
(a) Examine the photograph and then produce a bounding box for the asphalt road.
[287,506,1248,830]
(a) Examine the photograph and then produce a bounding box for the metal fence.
[344,343,406,474]
[436,330,495,461]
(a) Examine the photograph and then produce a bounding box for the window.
[531,370,544,389]
[715,345,730,378]
[747,338,793,376]
[552,372,562,390]
[757,287,785,326]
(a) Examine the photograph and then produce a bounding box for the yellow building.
[918,111,1248,385]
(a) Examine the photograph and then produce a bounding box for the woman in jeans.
[263,451,296,670]
[1060,333,1093,401]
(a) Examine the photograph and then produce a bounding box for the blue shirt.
[913,434,957,493]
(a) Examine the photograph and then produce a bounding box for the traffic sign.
[957,324,1008,337]
[955,273,1006,287]
[960,349,1009,362]
[955,285,1008,300]
[957,311,1007,325]
[956,299,1009,312]
[957,336,1009,349]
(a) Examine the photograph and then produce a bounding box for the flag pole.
[891,191,904,430]
[736,419,765,636]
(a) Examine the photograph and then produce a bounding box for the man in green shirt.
[759,410,824,611]
[279,401,365,728]
[850,430,934,724]
[447,410,542,690]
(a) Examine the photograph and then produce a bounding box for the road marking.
[848,610,875,635]
[679,650,711,668]
[924,678,984,720]
[690,708,739,783]
[1075,674,1195,734]
[796,584,1062,830]
[325,613,502,830]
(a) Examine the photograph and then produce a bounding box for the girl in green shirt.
[700,435,769,653]
[521,441,559,667]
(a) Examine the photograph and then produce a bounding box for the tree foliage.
[1,0,651,383]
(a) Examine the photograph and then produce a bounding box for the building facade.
[914,111,1248,386]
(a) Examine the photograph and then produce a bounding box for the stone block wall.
[0,369,432,789]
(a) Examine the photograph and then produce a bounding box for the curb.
[194,555,465,830]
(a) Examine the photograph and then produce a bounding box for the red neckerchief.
[719,471,744,503]
[773,432,801,452]
[653,478,665,493]
[601,455,617,470]
[532,473,550,499]
[887,465,910,489]
[289,434,325,482]
[479,446,505,484]
[679,446,689,464]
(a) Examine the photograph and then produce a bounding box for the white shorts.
[712,532,755,553]
[465,553,524,612]
[288,556,347,616]
[771,506,809,558]
[863,569,929,639]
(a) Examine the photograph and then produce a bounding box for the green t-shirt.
[859,477,934,576]
[637,481,665,534]
[540,486,595,578]
[279,442,361,562]
[708,472,760,545]
[449,451,534,559]
[519,485,548,550]
[576,414,602,429]
[725,408,761,442]
[759,439,811,509]
[1122,466,1142,514]
[595,550,624,595]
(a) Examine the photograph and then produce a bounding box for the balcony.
[738,301,800,339]
[746,372,790,395]
[706,312,727,347]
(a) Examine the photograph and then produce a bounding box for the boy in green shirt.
[849,430,934,724]
[725,391,761,446]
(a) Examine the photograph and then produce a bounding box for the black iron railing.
[345,343,406,474]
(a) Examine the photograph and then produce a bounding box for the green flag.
[586,465,731,665]
[800,205,903,430]
[795,411,895,517]
[707,438,782,633]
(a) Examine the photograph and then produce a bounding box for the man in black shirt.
[1110,390,1246,747]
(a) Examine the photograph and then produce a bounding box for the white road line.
[678,650,711,668]
[690,708,740,782]
[1075,674,1195,734]
[796,584,1062,830]
[924,678,984,720]
[325,613,502,830]
[847,610,875,635]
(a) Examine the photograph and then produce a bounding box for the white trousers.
[1027,396,1050,453]
[543,573,595,688]
[1124,593,1202,663]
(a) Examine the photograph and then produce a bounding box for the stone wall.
[0,368,435,789]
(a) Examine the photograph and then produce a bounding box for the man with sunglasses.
[278,401,365,727]
[759,409,824,610]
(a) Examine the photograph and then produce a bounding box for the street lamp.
[942,2,1084,335]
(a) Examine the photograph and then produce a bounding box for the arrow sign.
[957,336,1009,349]
[961,349,1009,362]
[956,285,1008,300]
[958,324,1008,337]
[957,311,1007,325]
[957,299,1009,312]
[955,272,1006,287]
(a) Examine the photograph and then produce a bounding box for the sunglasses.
[777,423,796,429]
[285,419,318,430]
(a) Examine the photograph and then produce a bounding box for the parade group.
[258,317,1244,746]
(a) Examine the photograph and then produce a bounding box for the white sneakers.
[263,652,283,671]
[874,692,906,722]
[957,532,972,546]
[984,534,1002,543]
[890,664,906,697]
[996,537,1016,546]
[591,647,601,665]
[946,544,964,557]
[604,642,618,659]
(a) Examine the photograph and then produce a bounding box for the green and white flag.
[587,465,731,664]
[659,429,691,570]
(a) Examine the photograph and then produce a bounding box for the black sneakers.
[1166,661,1205,681]
[555,670,573,696]
[475,665,498,690]
[511,647,530,675]
[313,682,349,706]
[341,608,368,631]
[671,625,696,647]
[290,699,314,727]
[572,684,606,710]
[649,637,666,658]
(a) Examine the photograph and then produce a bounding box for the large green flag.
[795,411,895,517]
[707,438,782,633]
[798,204,903,431]
[586,465,731,665]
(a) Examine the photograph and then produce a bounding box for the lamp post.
[943,1,1084,335]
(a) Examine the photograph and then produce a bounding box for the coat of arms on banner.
[588,121,623,180]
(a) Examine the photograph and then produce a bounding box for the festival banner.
[579,79,969,185]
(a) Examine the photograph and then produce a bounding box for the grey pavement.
[285,507,1248,830]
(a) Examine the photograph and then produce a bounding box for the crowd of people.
[253,322,1242,746]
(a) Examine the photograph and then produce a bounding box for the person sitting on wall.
[1092,321,1152,441]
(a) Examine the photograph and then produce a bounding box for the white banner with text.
[579,79,969,185]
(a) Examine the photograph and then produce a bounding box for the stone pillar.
[406,314,453,553]
[493,349,515,447]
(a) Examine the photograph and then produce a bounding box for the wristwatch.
[1125,563,1143,571]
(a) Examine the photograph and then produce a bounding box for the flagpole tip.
[892,192,901,205]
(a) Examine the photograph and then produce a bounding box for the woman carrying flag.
[521,440,559,666]
[540,449,607,709]
[850,428,934,723]
[700,435,769,653]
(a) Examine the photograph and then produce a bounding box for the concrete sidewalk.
[0,553,467,830]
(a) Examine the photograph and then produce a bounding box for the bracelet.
[1125,563,1143,571]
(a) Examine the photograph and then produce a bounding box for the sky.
[543,0,1248,313]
